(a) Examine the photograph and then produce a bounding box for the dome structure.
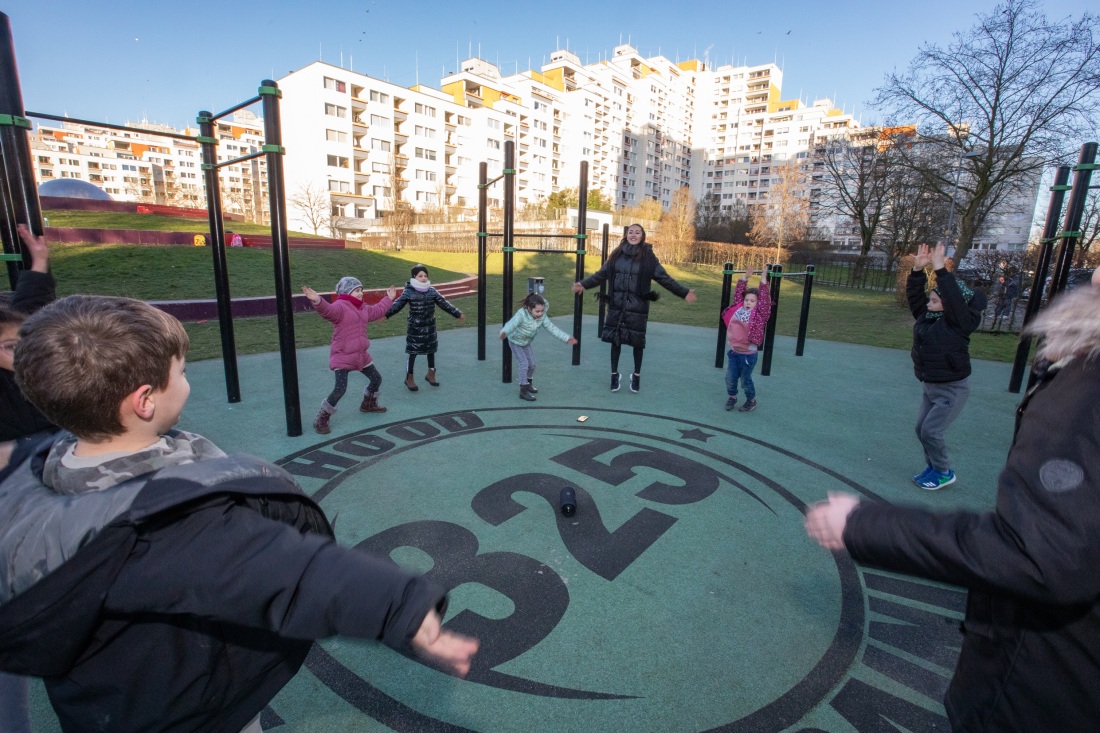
[39,178,113,201]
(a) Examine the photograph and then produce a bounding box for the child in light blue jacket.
[499,293,577,401]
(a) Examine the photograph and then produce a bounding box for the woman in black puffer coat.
[572,224,696,393]
[385,264,464,390]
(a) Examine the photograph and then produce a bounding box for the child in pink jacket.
[302,277,396,434]
[720,272,771,413]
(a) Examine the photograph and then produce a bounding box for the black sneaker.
[738,398,757,412]
[610,372,621,392]
[725,396,737,411]
[528,382,539,394]
[630,373,640,393]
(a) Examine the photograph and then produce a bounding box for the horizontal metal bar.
[207,150,267,170]
[211,96,262,122]
[26,111,197,141]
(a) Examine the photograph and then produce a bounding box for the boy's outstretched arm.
[412,610,479,677]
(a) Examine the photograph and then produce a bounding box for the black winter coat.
[385,283,463,354]
[843,356,1100,731]
[1,269,57,442]
[579,242,689,348]
[907,268,985,383]
[0,444,448,733]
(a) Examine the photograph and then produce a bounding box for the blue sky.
[5,0,1093,131]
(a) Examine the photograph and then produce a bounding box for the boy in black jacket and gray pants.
[906,243,985,490]
[0,295,477,733]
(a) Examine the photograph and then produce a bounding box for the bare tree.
[660,187,696,263]
[290,182,329,235]
[382,156,414,249]
[749,161,811,261]
[1075,196,1099,267]
[878,163,949,268]
[874,0,1100,262]
[814,128,905,256]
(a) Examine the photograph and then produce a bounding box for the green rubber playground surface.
[28,318,1020,732]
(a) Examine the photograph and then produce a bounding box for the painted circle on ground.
[276,407,869,732]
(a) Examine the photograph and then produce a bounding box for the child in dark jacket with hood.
[385,264,465,391]
[906,243,986,490]
[302,277,396,434]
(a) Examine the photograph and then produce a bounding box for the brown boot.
[404,373,419,391]
[426,368,439,386]
[313,408,332,434]
[360,392,387,413]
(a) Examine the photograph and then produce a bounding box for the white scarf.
[409,279,432,292]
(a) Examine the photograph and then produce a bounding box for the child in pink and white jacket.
[302,277,396,434]
[720,272,771,413]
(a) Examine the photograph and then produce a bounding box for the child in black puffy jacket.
[385,264,464,391]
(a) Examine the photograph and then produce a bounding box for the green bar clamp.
[196,114,213,125]
[502,246,516,252]
[258,85,282,98]
[0,253,24,262]
[201,163,216,171]
[1049,184,1072,191]
[0,114,31,129]
[1056,231,1081,239]
[196,135,218,145]
[476,232,492,237]
[721,269,735,275]
[262,144,285,154]
[572,233,587,239]
[1072,163,1099,171]
[503,168,516,174]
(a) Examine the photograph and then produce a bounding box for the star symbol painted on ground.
[678,428,715,442]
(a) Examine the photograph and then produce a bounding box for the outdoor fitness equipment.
[714,262,816,376]
[476,140,610,383]
[0,12,303,436]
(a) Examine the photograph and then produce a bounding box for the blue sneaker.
[912,465,934,486]
[918,469,956,491]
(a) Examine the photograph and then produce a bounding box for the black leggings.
[406,353,436,374]
[326,364,382,407]
[610,343,644,374]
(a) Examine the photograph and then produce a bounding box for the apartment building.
[28,113,269,222]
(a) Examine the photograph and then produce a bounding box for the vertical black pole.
[477,162,488,361]
[197,111,240,403]
[761,264,781,377]
[0,12,44,288]
[597,223,609,335]
[260,80,302,437]
[1048,143,1097,298]
[501,141,515,383]
[795,264,815,357]
[715,261,734,368]
[572,161,588,366]
[1009,165,1070,392]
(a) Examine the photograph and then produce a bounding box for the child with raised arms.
[302,276,396,434]
[499,292,577,402]
[385,264,465,391]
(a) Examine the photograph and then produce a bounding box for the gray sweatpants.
[508,341,536,385]
[916,378,970,473]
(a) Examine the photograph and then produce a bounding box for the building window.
[373,185,391,197]
[324,103,347,118]
[370,114,390,128]
[370,90,389,103]
[415,103,436,117]
[415,147,437,160]
[416,169,437,182]
[487,139,501,150]
[328,179,350,192]
[370,139,391,152]
[327,155,349,168]
[325,129,348,143]
[323,77,346,93]
[372,161,391,173]
[415,125,437,139]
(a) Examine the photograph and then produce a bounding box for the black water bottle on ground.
[560,486,576,517]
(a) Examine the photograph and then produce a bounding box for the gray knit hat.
[336,276,363,295]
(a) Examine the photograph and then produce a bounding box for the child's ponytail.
[522,292,547,310]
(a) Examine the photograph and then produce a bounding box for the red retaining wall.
[43,228,345,249]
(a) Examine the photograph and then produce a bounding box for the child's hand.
[685,289,697,303]
[804,492,861,551]
[571,282,585,295]
[499,331,507,340]
[930,243,947,271]
[16,224,49,273]
[386,285,397,300]
[566,337,578,345]
[410,610,479,678]
[301,286,321,304]
[913,244,933,271]
[458,313,466,322]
